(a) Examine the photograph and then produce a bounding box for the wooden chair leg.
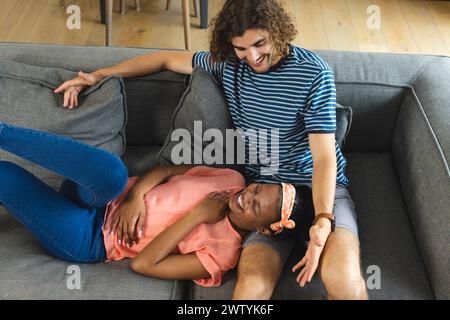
[60,0,65,7]
[106,0,113,46]
[166,0,171,11]
[182,0,190,51]
[193,0,199,17]
[120,0,126,15]
[135,0,141,11]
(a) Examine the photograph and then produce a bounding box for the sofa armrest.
[392,57,450,299]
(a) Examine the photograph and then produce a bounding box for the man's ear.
[257,227,274,236]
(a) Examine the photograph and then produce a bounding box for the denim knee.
[0,160,24,179]
[103,155,129,196]
[0,161,28,193]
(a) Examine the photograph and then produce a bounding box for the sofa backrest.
[1,43,446,154]
[123,72,186,146]
[316,50,448,153]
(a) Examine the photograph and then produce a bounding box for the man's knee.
[319,229,368,300]
[321,261,367,300]
[233,244,284,300]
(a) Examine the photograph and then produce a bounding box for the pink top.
[102,166,246,287]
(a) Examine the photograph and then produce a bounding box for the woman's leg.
[0,160,106,263]
[0,122,128,209]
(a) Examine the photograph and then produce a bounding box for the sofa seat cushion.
[0,206,185,300]
[188,153,434,300]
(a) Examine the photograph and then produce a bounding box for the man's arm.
[309,133,337,223]
[292,133,336,287]
[93,50,195,80]
[54,51,195,108]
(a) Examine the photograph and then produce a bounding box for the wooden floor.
[0,0,449,56]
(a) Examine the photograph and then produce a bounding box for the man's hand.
[54,71,100,109]
[194,191,230,224]
[110,196,146,247]
[292,218,332,287]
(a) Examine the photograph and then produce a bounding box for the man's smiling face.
[231,29,282,73]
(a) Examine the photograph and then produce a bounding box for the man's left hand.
[292,218,332,287]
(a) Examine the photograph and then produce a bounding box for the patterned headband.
[270,183,296,235]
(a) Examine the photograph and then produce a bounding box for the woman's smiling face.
[228,183,282,231]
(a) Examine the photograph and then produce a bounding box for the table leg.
[100,0,105,24]
[200,0,208,29]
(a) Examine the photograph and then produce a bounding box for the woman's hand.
[195,191,230,224]
[110,196,146,247]
[53,71,100,109]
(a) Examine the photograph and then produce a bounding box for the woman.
[0,121,311,287]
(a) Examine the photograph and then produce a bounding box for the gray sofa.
[0,42,448,300]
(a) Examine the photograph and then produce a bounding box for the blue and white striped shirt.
[192,45,348,186]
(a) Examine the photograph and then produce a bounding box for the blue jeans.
[0,122,128,263]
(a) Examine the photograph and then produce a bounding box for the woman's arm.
[130,192,229,280]
[127,164,194,200]
[111,164,194,246]
[130,210,210,280]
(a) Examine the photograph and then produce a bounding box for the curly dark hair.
[209,0,297,63]
[273,184,315,240]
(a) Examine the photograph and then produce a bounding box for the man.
[55,0,368,300]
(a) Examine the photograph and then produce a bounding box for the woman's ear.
[256,227,274,236]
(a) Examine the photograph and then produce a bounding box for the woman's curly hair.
[209,0,297,63]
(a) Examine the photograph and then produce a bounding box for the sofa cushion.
[157,67,245,173]
[0,59,127,189]
[0,206,185,300]
[0,43,187,147]
[157,67,352,171]
[335,104,352,149]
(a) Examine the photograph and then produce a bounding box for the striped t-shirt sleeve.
[304,69,337,134]
[192,51,226,83]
